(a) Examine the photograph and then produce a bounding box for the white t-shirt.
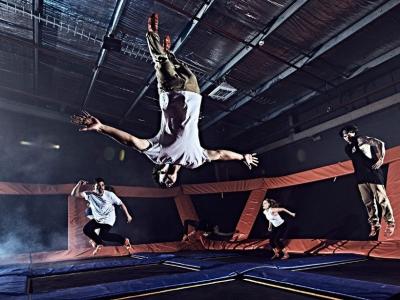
[83,190,122,226]
[143,91,210,169]
[263,208,284,228]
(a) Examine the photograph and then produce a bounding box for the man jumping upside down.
[71,14,258,187]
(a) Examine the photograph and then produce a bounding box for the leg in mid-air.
[146,13,199,94]
[358,183,380,237]
[371,184,395,237]
[83,219,105,255]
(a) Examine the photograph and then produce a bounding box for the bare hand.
[71,111,103,132]
[291,212,296,218]
[372,158,383,169]
[78,179,88,185]
[126,215,133,223]
[268,227,272,232]
[243,153,259,170]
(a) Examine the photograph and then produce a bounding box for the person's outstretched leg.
[146,13,184,92]
[83,220,105,255]
[268,228,281,259]
[358,183,380,236]
[276,223,289,259]
[372,184,395,237]
[98,224,132,253]
[83,220,103,246]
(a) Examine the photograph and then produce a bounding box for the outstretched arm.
[206,150,259,170]
[120,202,133,223]
[71,111,150,151]
[71,180,89,198]
[272,207,296,217]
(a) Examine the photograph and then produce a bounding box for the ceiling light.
[20,141,33,146]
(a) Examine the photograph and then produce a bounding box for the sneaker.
[148,13,159,33]
[92,244,103,256]
[385,223,395,237]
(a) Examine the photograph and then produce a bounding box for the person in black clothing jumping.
[340,125,395,237]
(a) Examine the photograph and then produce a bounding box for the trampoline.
[301,258,400,286]
[1,147,400,300]
[30,263,191,293]
[1,1,400,299]
[1,250,400,300]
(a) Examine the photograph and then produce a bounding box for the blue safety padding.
[135,251,242,263]
[164,257,223,269]
[1,296,29,300]
[133,252,177,259]
[0,264,31,276]
[0,275,27,296]
[173,251,242,260]
[30,265,242,300]
[263,254,367,270]
[244,267,400,300]
[31,256,164,276]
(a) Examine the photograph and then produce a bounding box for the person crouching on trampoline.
[71,178,133,255]
[263,199,295,259]
[71,13,258,188]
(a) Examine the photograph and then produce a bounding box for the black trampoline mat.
[31,264,191,293]
[31,256,135,269]
[301,258,400,285]
[112,279,320,300]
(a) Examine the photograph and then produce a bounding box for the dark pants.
[269,222,288,249]
[83,219,125,246]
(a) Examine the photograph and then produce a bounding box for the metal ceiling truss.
[227,44,400,141]
[119,0,216,125]
[245,67,400,151]
[32,0,42,93]
[0,0,104,44]
[200,0,308,92]
[201,0,400,130]
[254,91,400,154]
[81,0,127,109]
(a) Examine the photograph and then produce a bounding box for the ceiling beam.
[32,0,43,93]
[0,86,142,126]
[81,0,127,109]
[227,45,400,140]
[253,92,400,154]
[201,0,400,130]
[119,0,216,125]
[200,0,308,93]
[347,45,400,79]
[0,96,70,123]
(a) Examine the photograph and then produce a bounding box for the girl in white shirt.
[263,199,296,259]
